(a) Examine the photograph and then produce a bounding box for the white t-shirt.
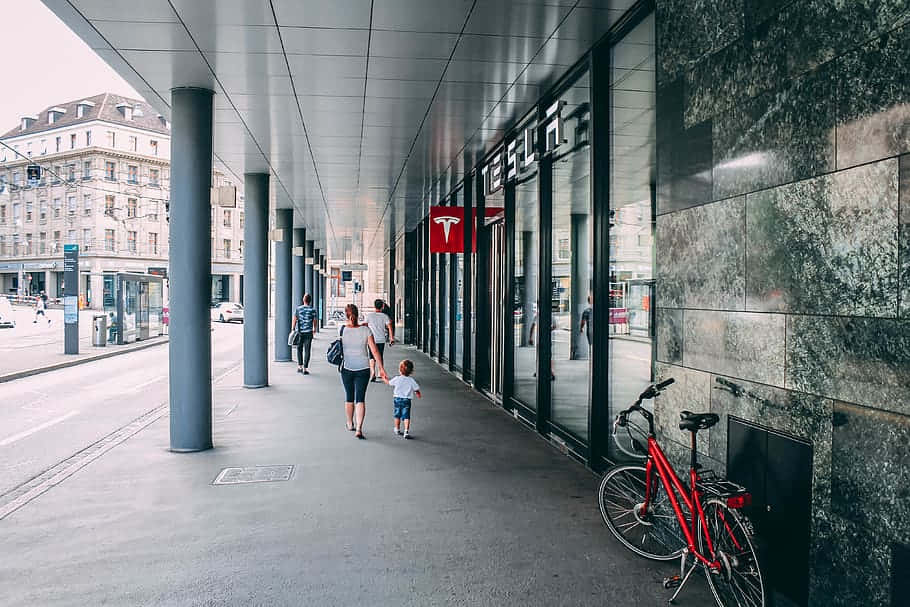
[389,375,420,399]
[364,311,390,343]
[339,325,371,371]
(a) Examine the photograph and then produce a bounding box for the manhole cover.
[212,465,294,485]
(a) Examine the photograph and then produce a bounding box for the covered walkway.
[1,335,711,606]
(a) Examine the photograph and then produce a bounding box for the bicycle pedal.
[662,575,682,589]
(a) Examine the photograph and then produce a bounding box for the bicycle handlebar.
[615,378,675,434]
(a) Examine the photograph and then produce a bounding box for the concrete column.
[305,240,314,302]
[570,213,590,361]
[313,248,321,332]
[292,227,306,310]
[274,208,292,361]
[168,87,214,452]
[243,173,269,388]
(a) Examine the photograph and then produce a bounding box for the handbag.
[288,329,301,347]
[326,326,345,370]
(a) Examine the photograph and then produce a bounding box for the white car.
[0,296,15,328]
[211,302,244,323]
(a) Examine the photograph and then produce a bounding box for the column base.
[169,445,213,453]
[243,383,268,389]
[274,357,292,362]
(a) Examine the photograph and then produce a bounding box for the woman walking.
[339,303,387,439]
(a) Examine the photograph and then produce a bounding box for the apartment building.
[0,93,243,309]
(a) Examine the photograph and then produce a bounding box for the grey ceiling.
[43,0,638,262]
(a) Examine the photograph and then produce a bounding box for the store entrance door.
[489,220,506,399]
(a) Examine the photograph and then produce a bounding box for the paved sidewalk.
[0,335,713,606]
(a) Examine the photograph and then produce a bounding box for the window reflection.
[608,14,656,459]
[513,178,538,409]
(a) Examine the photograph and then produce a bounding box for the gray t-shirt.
[364,311,390,343]
[339,325,371,371]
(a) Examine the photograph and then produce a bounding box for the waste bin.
[92,314,107,347]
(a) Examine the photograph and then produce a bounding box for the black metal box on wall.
[727,417,813,607]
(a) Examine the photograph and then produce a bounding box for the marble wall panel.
[655,197,745,309]
[709,376,833,516]
[901,155,910,318]
[831,402,910,545]
[656,0,744,84]
[712,64,836,199]
[655,308,683,364]
[746,159,900,316]
[653,363,717,467]
[786,315,910,415]
[837,23,910,169]
[683,309,785,385]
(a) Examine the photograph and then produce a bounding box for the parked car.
[211,302,244,323]
[0,296,15,328]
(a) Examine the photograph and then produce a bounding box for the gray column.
[274,208,292,361]
[570,213,590,361]
[305,240,314,301]
[292,227,306,310]
[313,248,321,332]
[243,173,269,388]
[321,254,327,329]
[168,87,214,452]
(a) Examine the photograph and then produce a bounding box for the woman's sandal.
[346,422,355,431]
[355,431,365,439]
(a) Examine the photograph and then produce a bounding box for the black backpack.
[326,326,345,370]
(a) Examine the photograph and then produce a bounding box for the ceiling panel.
[281,28,370,56]
[273,0,373,28]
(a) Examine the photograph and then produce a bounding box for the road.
[0,321,243,496]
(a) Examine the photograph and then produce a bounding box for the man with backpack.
[291,294,316,375]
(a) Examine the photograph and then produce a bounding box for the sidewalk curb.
[0,336,170,384]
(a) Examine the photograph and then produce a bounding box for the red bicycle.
[598,379,766,606]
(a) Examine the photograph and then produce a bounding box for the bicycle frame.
[641,436,722,571]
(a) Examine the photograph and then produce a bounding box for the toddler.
[386,359,421,439]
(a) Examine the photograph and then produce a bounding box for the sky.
[0,0,140,133]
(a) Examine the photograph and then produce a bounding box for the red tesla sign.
[430,206,504,253]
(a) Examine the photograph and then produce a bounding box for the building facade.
[0,93,243,308]
[396,4,910,606]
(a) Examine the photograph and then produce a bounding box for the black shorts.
[340,368,371,402]
[369,342,386,361]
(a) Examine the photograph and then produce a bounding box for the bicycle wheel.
[598,465,686,561]
[698,498,766,607]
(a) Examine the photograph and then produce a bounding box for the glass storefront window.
[513,177,538,409]
[607,14,656,458]
[550,70,592,440]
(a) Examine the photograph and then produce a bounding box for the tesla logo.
[433,215,461,242]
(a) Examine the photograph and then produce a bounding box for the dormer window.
[20,115,37,131]
[132,104,144,117]
[75,100,95,118]
[117,103,133,121]
[47,107,66,124]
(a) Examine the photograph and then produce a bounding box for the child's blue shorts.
[393,397,412,420]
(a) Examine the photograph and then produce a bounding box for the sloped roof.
[1,93,169,139]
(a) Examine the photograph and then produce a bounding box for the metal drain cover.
[213,465,294,485]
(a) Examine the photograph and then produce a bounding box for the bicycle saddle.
[679,410,719,432]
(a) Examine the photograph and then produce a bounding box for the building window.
[148,232,158,255]
[70,134,77,150]
[83,195,92,216]
[239,240,243,256]
[127,230,137,253]
[146,200,158,221]
[25,202,32,222]
[223,209,232,227]
[83,228,92,250]
[67,163,76,181]
[0,235,5,255]
[12,203,21,225]
[55,136,61,153]
[239,212,244,229]
[128,136,138,152]
[39,200,47,222]
[86,130,91,146]
[12,234,20,256]
[52,166,61,184]
[104,229,115,252]
[150,140,158,156]
[127,198,137,218]
[67,196,76,216]
[25,233,33,255]
[67,229,76,244]
[223,239,231,259]
[53,231,60,253]
[53,198,61,218]
[0,204,6,224]
[39,232,46,254]
[149,168,160,186]
[105,161,116,181]
[12,171,21,186]
[127,165,138,184]
[104,195,115,217]
[106,131,115,148]
[83,160,91,179]
[40,139,47,155]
